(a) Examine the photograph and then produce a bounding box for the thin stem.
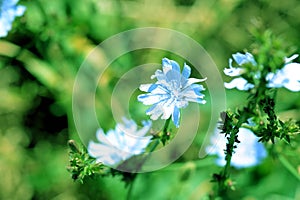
[149,139,160,152]
[218,109,249,194]
[217,83,265,195]
[147,117,172,153]
[222,114,247,176]
[161,117,172,145]
[163,117,171,134]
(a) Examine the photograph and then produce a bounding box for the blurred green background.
[1,0,300,199]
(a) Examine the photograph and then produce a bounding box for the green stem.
[218,110,249,194]
[163,117,171,134]
[147,117,172,154]
[161,117,172,145]
[149,139,160,152]
[223,115,247,174]
[217,84,265,194]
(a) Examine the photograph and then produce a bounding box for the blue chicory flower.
[266,54,300,92]
[88,118,152,166]
[206,127,267,168]
[224,52,256,90]
[138,58,206,127]
[0,0,26,37]
[224,52,300,92]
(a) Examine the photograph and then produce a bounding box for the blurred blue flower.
[224,52,300,92]
[138,58,206,127]
[224,52,256,90]
[266,54,300,92]
[0,0,26,37]
[88,118,152,166]
[206,127,267,168]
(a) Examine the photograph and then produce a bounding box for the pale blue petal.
[281,63,300,78]
[224,59,244,76]
[146,104,165,120]
[166,69,181,85]
[3,0,21,7]
[106,129,123,148]
[129,136,153,154]
[255,141,267,161]
[175,100,189,108]
[232,53,247,65]
[88,118,153,166]
[283,81,300,92]
[224,67,244,77]
[122,117,137,131]
[206,127,267,168]
[0,0,26,38]
[232,52,256,66]
[139,84,157,92]
[88,142,126,166]
[182,63,191,79]
[184,77,207,88]
[172,106,180,128]
[96,128,110,145]
[224,77,254,90]
[284,54,299,63]
[266,72,284,88]
[191,84,206,96]
[267,63,300,91]
[162,57,180,73]
[180,88,205,101]
[161,101,175,119]
[230,128,266,168]
[151,69,164,80]
[138,93,170,105]
[15,5,26,16]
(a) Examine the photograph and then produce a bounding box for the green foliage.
[212,31,300,198]
[67,140,110,183]
[1,0,300,199]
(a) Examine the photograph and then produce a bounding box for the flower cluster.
[138,58,206,127]
[88,118,152,166]
[224,52,300,92]
[0,0,26,37]
[206,127,267,168]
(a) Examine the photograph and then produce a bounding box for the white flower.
[224,52,256,90]
[266,54,300,92]
[206,127,267,168]
[224,52,257,77]
[224,52,300,92]
[88,118,152,166]
[224,77,254,91]
[0,0,26,37]
[138,58,206,127]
